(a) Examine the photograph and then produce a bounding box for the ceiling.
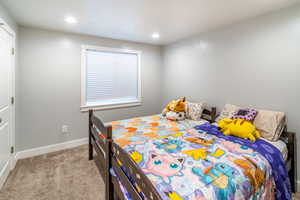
[1,0,299,45]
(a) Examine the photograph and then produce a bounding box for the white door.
[0,23,14,188]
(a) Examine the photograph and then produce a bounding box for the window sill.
[80,101,142,112]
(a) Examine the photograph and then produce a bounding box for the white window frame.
[80,45,142,112]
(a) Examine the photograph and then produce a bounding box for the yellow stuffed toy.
[217,118,260,141]
[162,97,186,116]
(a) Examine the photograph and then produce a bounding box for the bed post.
[105,125,114,200]
[88,110,93,160]
[290,131,297,193]
[211,107,217,123]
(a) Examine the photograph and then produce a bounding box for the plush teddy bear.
[217,118,260,141]
[162,97,187,121]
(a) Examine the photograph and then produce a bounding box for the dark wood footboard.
[111,143,163,200]
[89,110,113,200]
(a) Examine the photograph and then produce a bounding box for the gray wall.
[162,5,300,178]
[18,26,162,151]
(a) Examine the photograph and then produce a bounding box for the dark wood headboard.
[201,107,217,123]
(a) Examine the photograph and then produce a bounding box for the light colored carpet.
[0,144,299,200]
[0,145,105,200]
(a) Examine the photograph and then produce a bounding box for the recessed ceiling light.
[65,16,78,24]
[152,32,160,39]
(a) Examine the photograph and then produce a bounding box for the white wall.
[0,3,18,32]
[18,26,163,151]
[162,5,300,178]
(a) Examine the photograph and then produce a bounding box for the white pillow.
[253,109,286,141]
[215,104,239,122]
[186,101,206,121]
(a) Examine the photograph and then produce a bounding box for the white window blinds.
[82,46,141,110]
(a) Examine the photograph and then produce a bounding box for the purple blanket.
[195,123,291,200]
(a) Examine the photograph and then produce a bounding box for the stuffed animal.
[217,118,260,141]
[162,97,186,116]
[166,111,186,121]
[162,97,187,121]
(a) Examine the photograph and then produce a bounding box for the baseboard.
[15,137,88,160]
[0,162,10,189]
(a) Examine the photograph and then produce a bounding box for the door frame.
[0,17,16,180]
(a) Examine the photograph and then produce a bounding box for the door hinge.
[12,48,14,55]
[11,96,14,105]
[11,146,14,154]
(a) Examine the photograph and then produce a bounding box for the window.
[81,45,141,111]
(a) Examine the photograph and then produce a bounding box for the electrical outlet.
[62,125,69,133]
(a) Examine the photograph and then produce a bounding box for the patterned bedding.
[108,115,290,200]
[110,115,208,147]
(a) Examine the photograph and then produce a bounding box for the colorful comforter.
[109,115,290,200]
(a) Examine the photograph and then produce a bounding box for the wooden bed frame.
[88,108,297,200]
[280,127,297,193]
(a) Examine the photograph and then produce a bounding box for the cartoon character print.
[182,148,225,160]
[209,148,225,159]
[221,140,254,154]
[192,163,236,199]
[130,150,143,164]
[143,152,184,184]
[160,132,184,139]
[154,138,183,153]
[182,148,208,160]
[229,156,265,195]
[165,191,184,200]
[109,115,276,200]
[184,137,214,147]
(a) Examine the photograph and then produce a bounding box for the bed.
[88,108,296,200]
